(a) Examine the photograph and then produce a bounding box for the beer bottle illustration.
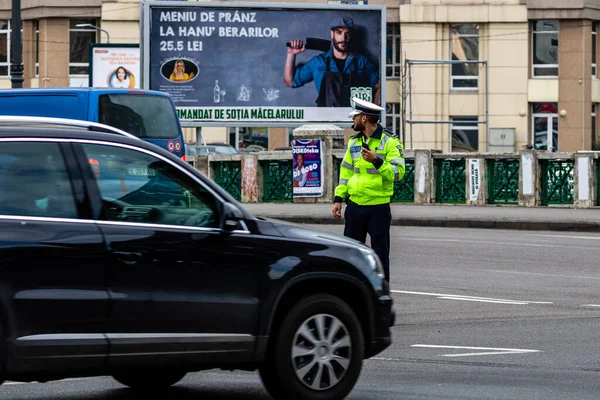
[214,80,221,103]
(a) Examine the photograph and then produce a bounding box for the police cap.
[348,97,384,118]
[330,16,354,30]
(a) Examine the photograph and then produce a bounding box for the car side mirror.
[222,202,244,232]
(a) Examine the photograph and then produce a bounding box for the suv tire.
[260,294,364,400]
[112,370,186,390]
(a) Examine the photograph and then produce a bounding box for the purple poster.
[292,139,323,197]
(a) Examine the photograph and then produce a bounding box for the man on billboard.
[283,16,380,107]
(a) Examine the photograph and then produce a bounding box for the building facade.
[401,0,600,153]
[0,0,599,152]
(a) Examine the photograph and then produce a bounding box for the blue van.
[0,88,186,160]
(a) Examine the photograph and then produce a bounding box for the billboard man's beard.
[333,41,349,53]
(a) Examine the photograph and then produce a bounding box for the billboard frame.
[140,1,386,128]
[88,43,140,88]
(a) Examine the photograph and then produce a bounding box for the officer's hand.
[287,40,305,55]
[361,147,376,163]
[332,202,342,219]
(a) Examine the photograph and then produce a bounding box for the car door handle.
[114,251,142,265]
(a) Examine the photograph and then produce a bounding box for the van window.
[98,94,179,139]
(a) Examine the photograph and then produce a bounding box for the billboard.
[292,139,323,197]
[141,2,385,126]
[89,44,140,88]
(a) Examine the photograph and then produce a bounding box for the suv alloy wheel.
[260,294,364,400]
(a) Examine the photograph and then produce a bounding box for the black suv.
[0,117,394,400]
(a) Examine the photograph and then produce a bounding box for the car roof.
[0,87,170,97]
[0,125,157,154]
[0,116,138,139]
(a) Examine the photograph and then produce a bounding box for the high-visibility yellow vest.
[334,126,405,205]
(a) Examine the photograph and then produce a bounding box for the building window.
[385,103,401,135]
[451,117,479,152]
[386,23,401,78]
[0,21,10,77]
[593,104,597,149]
[532,20,559,77]
[531,102,558,151]
[34,20,39,77]
[451,24,479,89]
[593,22,597,78]
[69,19,96,75]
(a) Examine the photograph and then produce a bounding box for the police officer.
[332,98,405,282]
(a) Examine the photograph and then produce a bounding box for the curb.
[254,216,600,232]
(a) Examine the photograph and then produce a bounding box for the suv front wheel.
[260,294,364,400]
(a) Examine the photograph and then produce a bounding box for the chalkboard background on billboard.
[149,7,382,108]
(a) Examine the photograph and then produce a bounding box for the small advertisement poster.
[292,139,323,197]
[469,159,481,201]
[89,44,140,88]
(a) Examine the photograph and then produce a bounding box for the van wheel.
[259,294,364,400]
[112,370,186,390]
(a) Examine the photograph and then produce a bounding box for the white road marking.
[436,297,528,305]
[391,289,553,305]
[582,304,600,307]
[370,356,400,362]
[412,344,541,358]
[482,269,600,281]
[525,234,600,241]
[401,237,599,251]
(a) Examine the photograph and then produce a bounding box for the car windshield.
[189,145,238,156]
[99,94,179,139]
[213,146,238,154]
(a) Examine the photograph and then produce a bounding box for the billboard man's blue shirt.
[291,48,379,94]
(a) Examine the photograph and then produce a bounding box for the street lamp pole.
[75,23,110,44]
[10,0,23,88]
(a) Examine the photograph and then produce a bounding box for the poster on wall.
[89,44,141,88]
[469,159,481,201]
[292,139,323,197]
[140,2,385,125]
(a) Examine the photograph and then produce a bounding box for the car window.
[0,142,77,218]
[82,144,219,228]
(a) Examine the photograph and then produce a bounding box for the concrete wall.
[202,147,600,207]
[400,2,529,151]
[39,18,70,88]
[487,21,529,149]
[409,0,521,4]
[101,0,139,43]
[558,20,593,152]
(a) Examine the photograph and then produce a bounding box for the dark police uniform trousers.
[344,198,391,282]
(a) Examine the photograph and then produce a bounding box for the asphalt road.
[2,226,600,399]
